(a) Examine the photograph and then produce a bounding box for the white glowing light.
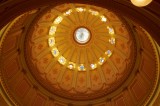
[58,56,66,65]
[76,7,86,12]
[51,48,59,57]
[68,62,75,69]
[68,64,73,69]
[88,9,99,16]
[64,9,72,16]
[78,64,85,71]
[48,37,55,47]
[109,38,115,44]
[131,0,152,7]
[99,57,105,65]
[49,26,56,35]
[54,16,63,24]
[105,50,112,57]
[101,15,107,22]
[107,26,115,35]
[90,64,97,69]
[74,27,90,44]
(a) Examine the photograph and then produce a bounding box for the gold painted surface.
[0,3,159,106]
[25,3,135,100]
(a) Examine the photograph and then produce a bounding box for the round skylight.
[74,27,91,44]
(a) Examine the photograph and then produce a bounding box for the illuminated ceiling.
[0,2,159,106]
[25,4,136,100]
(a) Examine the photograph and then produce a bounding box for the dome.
[25,4,136,100]
[0,1,159,106]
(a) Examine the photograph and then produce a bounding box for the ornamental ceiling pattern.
[0,3,159,106]
[25,3,136,100]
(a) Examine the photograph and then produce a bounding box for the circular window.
[74,27,91,44]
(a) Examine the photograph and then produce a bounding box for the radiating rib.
[54,34,68,39]
[94,32,110,37]
[80,9,86,24]
[57,66,66,83]
[60,45,72,56]
[63,16,76,25]
[92,44,103,59]
[55,31,70,36]
[93,23,106,30]
[95,38,110,47]
[94,40,107,52]
[55,36,68,42]
[115,34,128,42]
[36,48,51,60]
[70,4,80,24]
[84,48,89,65]
[64,7,77,24]
[113,48,127,60]
[97,66,106,83]
[51,8,75,25]
[74,12,81,24]
[106,44,127,60]
[72,49,80,87]
[78,49,82,64]
[87,47,97,63]
[87,69,91,88]
[67,47,75,60]
[88,16,100,26]
[76,12,83,24]
[55,33,69,40]
[72,67,78,87]
[84,7,90,24]
[33,36,49,43]
[45,58,57,74]
[96,34,111,40]
[87,14,97,25]
[79,48,85,64]
[106,58,119,74]
[55,42,67,50]
[57,23,71,30]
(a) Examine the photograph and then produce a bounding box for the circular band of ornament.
[24,3,136,100]
[48,7,116,71]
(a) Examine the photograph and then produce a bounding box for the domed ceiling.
[25,3,136,100]
[0,3,159,106]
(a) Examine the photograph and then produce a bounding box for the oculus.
[74,27,91,44]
